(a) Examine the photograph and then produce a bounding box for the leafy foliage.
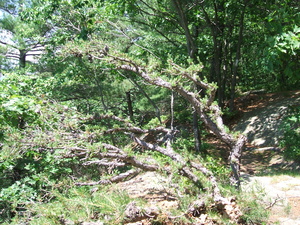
[0,74,40,129]
[280,105,300,162]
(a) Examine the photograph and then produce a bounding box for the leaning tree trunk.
[71,44,247,188]
[115,57,246,187]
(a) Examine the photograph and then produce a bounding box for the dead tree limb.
[75,169,141,186]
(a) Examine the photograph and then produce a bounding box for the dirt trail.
[242,175,300,225]
[234,91,300,147]
[235,90,300,224]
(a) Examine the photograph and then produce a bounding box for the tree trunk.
[19,49,26,68]
[171,0,203,152]
[230,2,247,112]
[229,135,247,188]
[192,110,202,153]
[212,39,224,108]
[126,91,135,123]
[171,0,197,61]
[200,1,225,108]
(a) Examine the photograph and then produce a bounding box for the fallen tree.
[52,114,243,223]
[36,39,248,223]
[64,40,247,188]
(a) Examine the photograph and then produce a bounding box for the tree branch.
[75,169,141,186]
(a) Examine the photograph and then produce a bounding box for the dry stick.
[170,91,174,130]
[265,195,283,210]
[76,169,141,186]
[83,160,126,167]
[95,144,160,172]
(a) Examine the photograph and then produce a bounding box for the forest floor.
[233,90,300,225]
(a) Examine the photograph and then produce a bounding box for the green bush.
[0,74,42,129]
[0,145,78,223]
[280,105,300,162]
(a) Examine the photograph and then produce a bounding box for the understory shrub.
[280,105,300,162]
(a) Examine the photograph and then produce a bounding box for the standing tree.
[0,0,50,68]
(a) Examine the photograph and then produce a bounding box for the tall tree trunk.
[172,0,203,153]
[199,1,225,108]
[212,38,224,108]
[230,2,247,111]
[212,2,225,108]
[171,0,197,61]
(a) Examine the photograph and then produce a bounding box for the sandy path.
[236,91,300,224]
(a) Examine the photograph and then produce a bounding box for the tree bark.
[76,169,141,186]
[192,110,202,153]
[229,135,247,188]
[198,1,226,107]
[19,49,27,68]
[171,0,197,61]
[126,91,135,123]
[230,2,247,112]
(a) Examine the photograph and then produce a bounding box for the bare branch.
[75,169,141,186]
[0,40,18,49]
[265,195,283,210]
[83,160,126,167]
[130,134,185,163]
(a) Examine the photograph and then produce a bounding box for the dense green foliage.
[280,105,300,162]
[0,0,299,224]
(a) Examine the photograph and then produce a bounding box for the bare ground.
[234,90,300,224]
